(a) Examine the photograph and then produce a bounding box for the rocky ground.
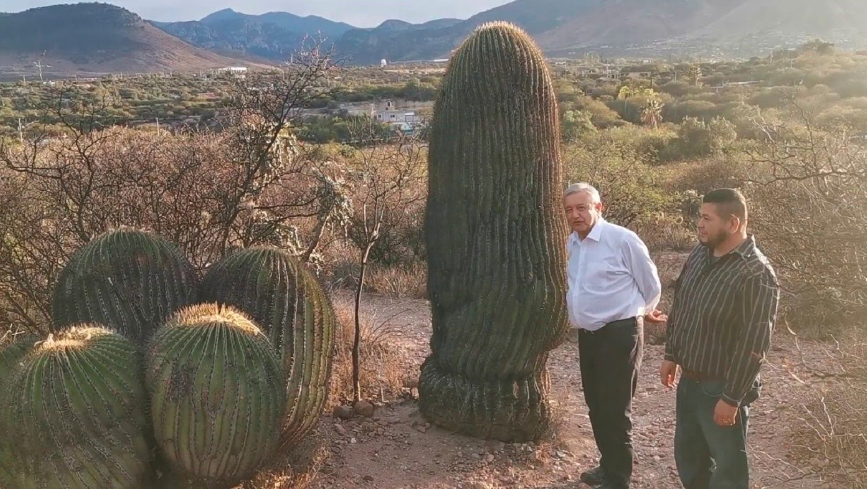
[296,291,836,489]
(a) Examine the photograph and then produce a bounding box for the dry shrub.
[745,115,867,328]
[788,334,867,487]
[632,215,695,253]
[328,294,406,406]
[363,262,428,299]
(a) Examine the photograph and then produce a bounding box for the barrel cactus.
[146,304,285,484]
[199,247,336,445]
[0,326,150,489]
[52,228,198,346]
[419,22,568,442]
[0,333,38,388]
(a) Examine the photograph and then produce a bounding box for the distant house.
[625,71,654,80]
[215,67,248,79]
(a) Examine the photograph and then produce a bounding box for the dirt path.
[306,292,829,489]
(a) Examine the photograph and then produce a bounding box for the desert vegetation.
[1,34,866,488]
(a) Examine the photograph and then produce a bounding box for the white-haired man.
[564,183,666,489]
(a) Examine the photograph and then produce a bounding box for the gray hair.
[564,182,601,203]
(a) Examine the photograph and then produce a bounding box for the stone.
[334,424,347,437]
[354,400,375,417]
[333,405,354,420]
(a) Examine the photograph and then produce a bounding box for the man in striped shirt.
[660,188,779,489]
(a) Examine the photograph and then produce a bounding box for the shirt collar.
[569,217,606,245]
[704,234,757,261]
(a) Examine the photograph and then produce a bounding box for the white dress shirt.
[566,218,662,331]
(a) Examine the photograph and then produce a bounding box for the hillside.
[159,8,355,61]
[0,3,261,78]
[334,0,867,64]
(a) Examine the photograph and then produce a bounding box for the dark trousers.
[578,317,644,489]
[675,379,751,489]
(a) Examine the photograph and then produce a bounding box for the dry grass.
[237,427,333,489]
[786,333,867,488]
[326,260,428,300]
[328,293,408,406]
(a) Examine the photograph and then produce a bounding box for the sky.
[3,0,514,27]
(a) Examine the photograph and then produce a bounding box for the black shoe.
[579,466,606,486]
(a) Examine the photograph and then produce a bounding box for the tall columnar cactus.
[52,228,198,346]
[0,326,150,489]
[199,246,336,445]
[146,304,286,484]
[419,22,568,442]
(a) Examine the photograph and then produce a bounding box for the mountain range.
[2,0,867,77]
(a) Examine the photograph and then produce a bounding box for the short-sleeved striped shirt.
[665,235,780,406]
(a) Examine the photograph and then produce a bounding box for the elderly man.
[564,182,665,489]
[661,189,779,489]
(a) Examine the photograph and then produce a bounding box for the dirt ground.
[300,289,836,489]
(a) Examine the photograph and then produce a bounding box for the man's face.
[564,191,603,236]
[698,203,734,248]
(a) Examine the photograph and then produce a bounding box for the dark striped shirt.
[665,235,780,406]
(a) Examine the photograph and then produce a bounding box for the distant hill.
[4,0,867,75]
[158,8,355,61]
[333,0,867,64]
[0,3,262,78]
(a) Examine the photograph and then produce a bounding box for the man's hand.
[713,399,739,427]
[660,360,679,388]
[644,309,668,324]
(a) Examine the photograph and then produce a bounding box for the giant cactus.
[146,304,285,484]
[199,246,335,445]
[52,228,198,346]
[0,326,150,489]
[419,22,568,442]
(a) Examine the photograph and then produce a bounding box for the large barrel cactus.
[0,326,150,489]
[0,333,37,388]
[419,22,568,442]
[146,304,286,484]
[52,228,198,346]
[199,247,336,445]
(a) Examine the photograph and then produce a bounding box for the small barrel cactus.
[200,246,336,445]
[419,22,569,442]
[146,304,286,484]
[0,326,150,489]
[52,228,198,346]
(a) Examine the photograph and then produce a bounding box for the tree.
[0,41,344,334]
[344,120,425,403]
[687,64,703,87]
[641,97,664,129]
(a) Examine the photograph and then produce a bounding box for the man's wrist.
[721,393,741,407]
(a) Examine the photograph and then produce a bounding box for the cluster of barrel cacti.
[0,228,336,488]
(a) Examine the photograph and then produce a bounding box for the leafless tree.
[344,120,426,402]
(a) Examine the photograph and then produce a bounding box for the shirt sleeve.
[621,232,662,313]
[722,269,780,406]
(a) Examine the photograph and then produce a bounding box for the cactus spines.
[146,304,286,484]
[199,247,336,445]
[419,22,568,442]
[52,228,198,346]
[0,326,150,489]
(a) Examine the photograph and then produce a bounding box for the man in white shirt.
[564,182,666,489]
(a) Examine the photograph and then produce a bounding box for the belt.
[579,316,640,335]
[681,370,721,382]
